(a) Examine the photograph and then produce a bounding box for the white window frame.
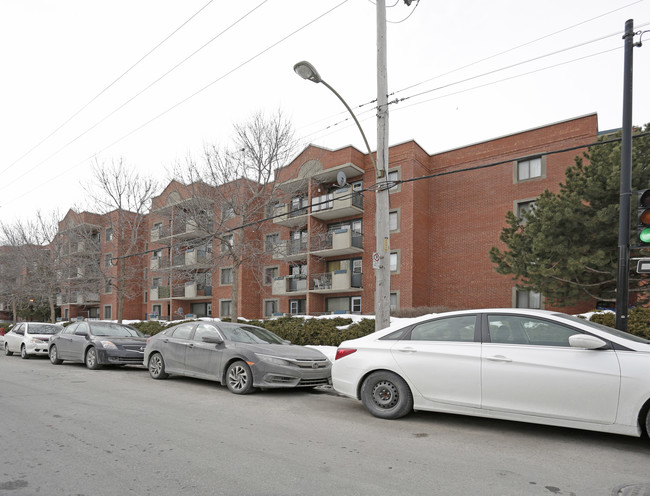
[515,156,545,183]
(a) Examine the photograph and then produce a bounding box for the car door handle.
[395,347,417,353]
[486,355,512,362]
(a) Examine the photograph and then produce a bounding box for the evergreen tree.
[490,125,650,306]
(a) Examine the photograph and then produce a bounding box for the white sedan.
[4,322,63,359]
[332,309,650,438]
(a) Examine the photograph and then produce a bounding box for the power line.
[0,0,351,204]
[110,132,650,263]
[297,44,623,145]
[395,0,644,95]
[0,0,272,193]
[296,7,647,141]
[0,0,216,177]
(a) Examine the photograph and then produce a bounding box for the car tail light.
[335,348,357,360]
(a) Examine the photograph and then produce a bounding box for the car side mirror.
[569,334,607,350]
[202,335,224,345]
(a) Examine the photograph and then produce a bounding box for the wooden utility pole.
[374,0,391,331]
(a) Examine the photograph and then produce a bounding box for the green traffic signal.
[640,227,650,244]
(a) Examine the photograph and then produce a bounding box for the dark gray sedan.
[143,321,331,394]
[48,321,147,369]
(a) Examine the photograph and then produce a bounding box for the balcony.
[151,250,212,271]
[271,275,308,296]
[150,286,170,300]
[75,292,100,305]
[309,270,361,294]
[179,281,213,300]
[310,229,363,257]
[185,249,212,267]
[151,218,212,242]
[310,188,363,221]
[272,203,309,228]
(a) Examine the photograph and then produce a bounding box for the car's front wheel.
[4,343,13,356]
[148,353,169,380]
[49,345,63,365]
[361,371,414,419]
[645,408,650,439]
[20,345,29,359]
[226,361,254,394]
[85,347,102,370]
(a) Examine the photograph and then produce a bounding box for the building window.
[104,253,113,268]
[289,299,306,315]
[516,289,542,309]
[103,305,112,320]
[264,267,279,285]
[104,279,112,294]
[390,293,398,312]
[105,228,113,242]
[517,157,543,181]
[387,169,400,192]
[220,267,233,285]
[220,300,232,317]
[152,277,161,288]
[265,233,279,252]
[326,297,350,313]
[389,211,399,231]
[152,304,162,317]
[389,252,399,272]
[222,204,235,220]
[516,199,537,224]
[264,300,279,317]
[221,234,234,253]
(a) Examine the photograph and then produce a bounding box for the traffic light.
[637,190,650,245]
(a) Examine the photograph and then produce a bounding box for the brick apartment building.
[52,113,601,321]
[56,208,147,321]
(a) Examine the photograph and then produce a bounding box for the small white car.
[4,322,64,359]
[332,309,650,438]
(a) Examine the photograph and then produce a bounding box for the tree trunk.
[48,295,56,323]
[231,262,240,322]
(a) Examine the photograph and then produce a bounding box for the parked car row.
[3,309,650,439]
[4,319,332,394]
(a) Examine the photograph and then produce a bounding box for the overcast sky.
[1,0,648,226]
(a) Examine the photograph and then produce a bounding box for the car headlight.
[28,338,39,344]
[256,354,291,366]
[99,340,117,349]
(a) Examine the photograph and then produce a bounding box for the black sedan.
[49,321,147,369]
[144,321,331,394]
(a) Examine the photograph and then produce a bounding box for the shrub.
[130,320,168,336]
[589,308,650,339]
[249,316,376,347]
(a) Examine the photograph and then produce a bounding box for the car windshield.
[220,325,285,345]
[28,324,63,335]
[90,323,144,338]
[557,314,650,344]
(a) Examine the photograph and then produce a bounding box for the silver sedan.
[144,321,331,394]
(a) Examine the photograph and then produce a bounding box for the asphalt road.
[1,354,649,496]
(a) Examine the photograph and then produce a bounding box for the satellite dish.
[336,171,347,187]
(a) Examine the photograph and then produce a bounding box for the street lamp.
[293,61,382,179]
[293,60,391,331]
